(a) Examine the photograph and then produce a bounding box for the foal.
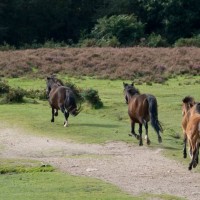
[182,96,200,170]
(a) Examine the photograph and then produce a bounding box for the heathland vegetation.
[0,47,200,83]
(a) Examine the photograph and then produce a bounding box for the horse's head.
[182,96,195,116]
[123,82,140,104]
[46,75,64,98]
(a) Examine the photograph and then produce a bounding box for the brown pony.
[123,82,163,146]
[182,96,200,170]
[46,76,81,127]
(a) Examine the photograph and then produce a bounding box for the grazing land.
[0,47,200,200]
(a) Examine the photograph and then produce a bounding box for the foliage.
[5,88,26,103]
[25,89,47,100]
[0,0,200,47]
[174,35,200,47]
[91,15,144,46]
[81,89,103,109]
[141,33,168,47]
[0,42,16,51]
[0,79,10,94]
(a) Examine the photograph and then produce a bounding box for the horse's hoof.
[139,140,143,146]
[128,133,133,137]
[188,165,192,170]
[193,161,198,168]
[64,121,68,127]
[147,140,151,145]
[136,134,140,140]
[183,154,187,159]
[51,119,54,122]
[158,137,162,143]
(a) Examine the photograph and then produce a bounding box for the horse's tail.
[64,89,81,116]
[147,95,163,134]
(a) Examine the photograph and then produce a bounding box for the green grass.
[0,75,199,199]
[0,172,137,200]
[0,158,183,200]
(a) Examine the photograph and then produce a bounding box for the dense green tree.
[91,14,144,46]
[0,0,200,47]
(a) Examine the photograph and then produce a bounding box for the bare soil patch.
[0,125,200,200]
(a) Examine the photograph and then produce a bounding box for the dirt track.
[1,125,200,200]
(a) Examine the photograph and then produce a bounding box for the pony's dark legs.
[60,105,69,127]
[129,121,139,140]
[138,123,143,146]
[54,109,58,116]
[51,108,55,122]
[193,143,199,168]
[188,143,199,170]
[183,134,187,158]
[143,121,151,145]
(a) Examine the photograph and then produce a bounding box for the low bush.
[0,79,10,94]
[81,89,103,109]
[5,88,26,103]
[141,33,168,47]
[25,89,47,100]
[174,35,200,47]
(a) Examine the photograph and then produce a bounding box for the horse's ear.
[123,82,127,87]
[131,82,134,86]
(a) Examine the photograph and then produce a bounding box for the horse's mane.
[195,102,200,114]
[182,96,195,104]
[127,87,140,96]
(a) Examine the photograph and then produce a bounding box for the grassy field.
[0,75,199,199]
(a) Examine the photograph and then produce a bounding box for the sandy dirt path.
[0,125,200,200]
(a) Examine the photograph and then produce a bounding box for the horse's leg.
[193,142,199,168]
[183,134,187,158]
[59,105,69,127]
[63,111,69,127]
[51,107,55,122]
[156,131,162,143]
[144,121,150,145]
[129,120,139,140]
[54,109,58,116]
[138,123,143,146]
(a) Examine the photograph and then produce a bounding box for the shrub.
[81,89,103,109]
[5,88,25,103]
[0,42,16,51]
[0,79,10,94]
[142,33,168,47]
[25,89,47,100]
[174,35,200,47]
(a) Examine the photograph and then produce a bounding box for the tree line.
[0,0,200,48]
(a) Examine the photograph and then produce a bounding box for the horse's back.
[49,86,71,109]
[128,94,149,122]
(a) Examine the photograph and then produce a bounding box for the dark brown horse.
[46,76,81,127]
[182,96,200,170]
[123,82,163,146]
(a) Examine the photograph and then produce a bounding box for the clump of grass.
[0,164,54,174]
